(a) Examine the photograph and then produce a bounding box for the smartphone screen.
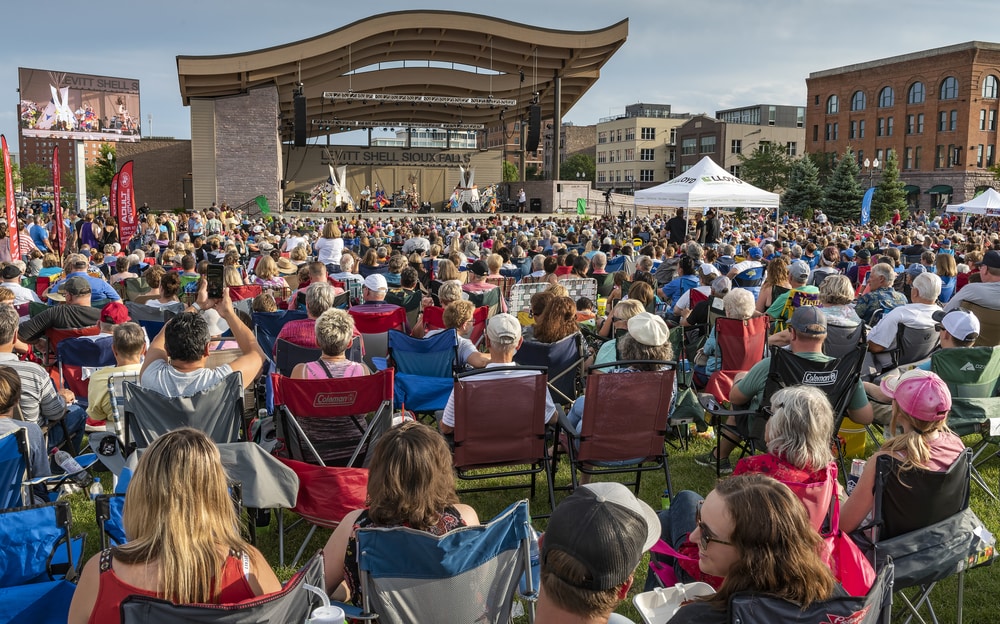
[207,263,224,299]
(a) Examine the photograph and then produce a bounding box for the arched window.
[827,94,839,114]
[878,86,894,108]
[983,75,999,99]
[908,82,925,104]
[940,76,959,100]
[851,91,866,111]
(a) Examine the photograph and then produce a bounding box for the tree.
[807,152,837,187]
[0,161,20,198]
[20,163,50,194]
[559,153,595,182]
[822,147,864,223]
[91,144,116,188]
[782,156,824,220]
[525,165,544,181]
[870,150,908,225]
[738,143,792,192]
[502,160,519,182]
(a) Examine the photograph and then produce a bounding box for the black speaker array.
[526,105,541,152]
[294,94,307,147]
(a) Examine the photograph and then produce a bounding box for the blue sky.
[3,0,998,153]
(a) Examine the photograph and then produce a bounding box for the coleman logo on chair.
[313,391,357,407]
[803,371,837,385]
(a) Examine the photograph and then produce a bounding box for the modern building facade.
[675,104,805,177]
[806,41,1000,208]
[594,103,692,193]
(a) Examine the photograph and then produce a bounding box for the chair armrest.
[698,394,754,419]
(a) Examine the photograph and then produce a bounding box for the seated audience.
[291,308,368,379]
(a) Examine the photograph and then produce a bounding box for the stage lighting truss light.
[322,92,516,107]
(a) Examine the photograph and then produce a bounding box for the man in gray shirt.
[944,249,1000,313]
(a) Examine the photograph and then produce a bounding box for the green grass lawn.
[67,432,1000,623]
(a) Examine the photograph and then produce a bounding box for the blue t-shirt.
[30,224,50,251]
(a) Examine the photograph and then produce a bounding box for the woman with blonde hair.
[68,428,281,623]
[251,255,289,290]
[935,252,958,303]
[292,308,368,379]
[817,274,861,326]
[223,265,244,287]
[755,256,790,314]
[314,221,344,268]
[323,421,479,603]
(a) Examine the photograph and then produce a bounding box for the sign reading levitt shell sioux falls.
[19,67,141,142]
[322,147,474,167]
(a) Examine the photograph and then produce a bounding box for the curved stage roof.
[177,10,627,139]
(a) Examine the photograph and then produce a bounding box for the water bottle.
[302,584,345,624]
[89,477,104,500]
[520,528,541,595]
[661,488,671,510]
[51,448,93,487]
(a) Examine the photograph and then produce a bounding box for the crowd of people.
[1,196,995,623]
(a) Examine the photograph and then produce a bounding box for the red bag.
[822,491,876,596]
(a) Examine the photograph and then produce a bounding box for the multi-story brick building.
[675,105,805,178]
[543,122,596,177]
[806,41,1000,209]
[594,103,692,193]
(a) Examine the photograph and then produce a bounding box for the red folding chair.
[423,305,446,331]
[271,370,394,567]
[348,304,407,369]
[41,325,101,368]
[703,315,768,404]
[469,305,490,346]
[35,276,51,302]
[228,284,262,301]
[57,336,115,401]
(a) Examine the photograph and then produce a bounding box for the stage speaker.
[294,94,307,147]
[526,105,541,152]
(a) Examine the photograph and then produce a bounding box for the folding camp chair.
[422,305,446,331]
[94,492,127,550]
[271,371,393,566]
[933,346,1000,499]
[353,499,536,624]
[726,561,893,624]
[122,277,151,302]
[732,266,764,299]
[559,361,676,495]
[960,301,1000,347]
[105,370,141,441]
[228,284,262,301]
[485,276,516,300]
[467,287,502,317]
[39,325,101,368]
[120,552,326,624]
[875,323,940,378]
[703,315,769,404]
[252,309,308,364]
[451,366,556,516]
[123,372,246,450]
[0,501,84,624]
[56,336,115,402]
[273,339,323,378]
[824,322,867,359]
[855,449,991,624]
[771,287,820,332]
[513,333,586,406]
[384,288,423,328]
[386,329,458,413]
[0,429,29,510]
[349,304,408,369]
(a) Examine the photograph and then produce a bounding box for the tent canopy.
[945,187,1000,215]
[634,156,780,209]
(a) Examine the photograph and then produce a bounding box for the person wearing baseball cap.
[18,276,104,345]
[841,369,965,533]
[462,258,508,312]
[726,246,764,279]
[536,482,660,622]
[764,260,819,323]
[0,261,41,307]
[48,253,122,303]
[360,273,389,303]
[437,313,555,436]
[942,248,1000,314]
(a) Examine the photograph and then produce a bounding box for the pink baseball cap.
[880,369,952,421]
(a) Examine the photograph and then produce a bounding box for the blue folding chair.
[385,329,458,412]
[57,335,115,403]
[605,255,627,273]
[0,501,84,624]
[352,500,536,624]
[253,309,308,365]
[0,429,29,510]
[733,266,765,300]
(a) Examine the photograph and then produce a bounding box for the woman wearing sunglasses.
[666,474,839,624]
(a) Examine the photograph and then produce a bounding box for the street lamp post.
[862,157,881,188]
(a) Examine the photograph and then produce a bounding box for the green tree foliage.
[782,156,824,220]
[737,142,792,192]
[0,161,20,197]
[822,148,864,223]
[20,163,50,193]
[525,165,544,181]
[559,153,595,181]
[807,152,837,187]
[502,160,519,182]
[870,150,909,225]
[91,144,116,188]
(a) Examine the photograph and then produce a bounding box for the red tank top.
[87,548,257,623]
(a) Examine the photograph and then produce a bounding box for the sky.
[3,0,999,154]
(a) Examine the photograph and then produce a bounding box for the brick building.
[806,41,1000,209]
[116,138,192,211]
[543,122,596,177]
[594,103,693,193]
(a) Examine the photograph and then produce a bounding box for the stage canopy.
[634,156,780,210]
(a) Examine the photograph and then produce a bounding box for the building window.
[983,75,999,99]
[615,171,622,182]
[857,150,864,165]
[639,148,655,161]
[786,142,797,156]
[988,145,996,167]
[598,131,607,144]
[850,120,857,139]
[617,129,623,141]
[858,119,865,138]
[681,138,696,155]
[908,81,925,104]
[731,139,742,154]
[813,125,819,141]
[699,136,716,153]
[851,90,866,111]
[833,123,839,140]
[640,169,655,182]
[947,143,956,167]
[938,111,948,131]
[624,148,635,161]
[877,118,885,136]
[825,124,832,140]
[876,149,884,163]
[940,76,959,100]
[768,106,776,126]
[991,110,997,131]
[814,95,820,106]
[827,95,839,114]
[729,165,741,177]
[887,116,894,136]
[625,128,635,141]
[905,147,914,170]
[640,127,655,140]
[915,146,922,169]
[936,145,945,168]
[669,128,678,144]
[917,113,924,133]
[981,109,987,131]
[978,144,985,167]
[907,114,915,134]
[608,151,615,163]
[950,110,958,131]
[597,171,606,183]
[597,151,606,164]
[796,107,804,128]
[878,86,894,108]
[681,164,693,173]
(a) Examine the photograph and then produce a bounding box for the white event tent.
[944,187,1000,216]
[634,156,780,221]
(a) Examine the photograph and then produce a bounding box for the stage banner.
[109,172,119,226]
[1,136,19,259]
[117,161,137,248]
[53,146,64,255]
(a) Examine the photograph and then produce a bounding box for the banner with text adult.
[1,136,18,260]
[109,172,119,228]
[117,161,137,248]
[53,146,64,255]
